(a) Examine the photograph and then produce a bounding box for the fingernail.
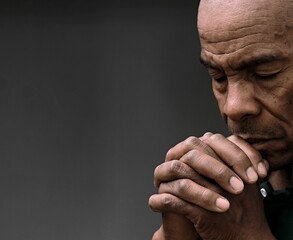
[216,197,230,211]
[246,167,258,182]
[229,176,244,192]
[257,162,267,176]
[263,159,270,170]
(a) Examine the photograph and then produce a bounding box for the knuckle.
[200,132,213,141]
[177,179,192,193]
[181,149,198,163]
[158,183,168,194]
[227,134,239,141]
[149,194,176,212]
[161,194,173,208]
[214,165,230,180]
[154,165,160,176]
[200,188,213,203]
[165,148,175,161]
[204,131,213,136]
[202,133,224,144]
[185,136,201,148]
[169,160,183,174]
[153,164,166,188]
[248,150,262,161]
[232,152,249,166]
[209,133,225,141]
[148,195,157,209]
[153,165,163,180]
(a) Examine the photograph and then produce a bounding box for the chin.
[262,151,293,171]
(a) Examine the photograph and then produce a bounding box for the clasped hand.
[149,133,276,240]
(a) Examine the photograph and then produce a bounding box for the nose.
[223,82,261,122]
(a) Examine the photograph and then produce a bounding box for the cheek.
[273,81,293,110]
[258,79,293,123]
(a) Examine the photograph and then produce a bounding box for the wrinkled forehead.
[197,0,292,40]
[197,0,293,59]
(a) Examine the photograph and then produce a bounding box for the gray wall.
[0,1,228,239]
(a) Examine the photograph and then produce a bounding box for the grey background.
[0,1,227,239]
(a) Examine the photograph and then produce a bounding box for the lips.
[246,138,273,147]
[244,138,271,144]
[238,135,283,150]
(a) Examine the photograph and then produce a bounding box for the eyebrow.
[200,54,281,71]
[236,55,279,70]
[200,57,222,71]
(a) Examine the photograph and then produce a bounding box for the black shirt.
[261,181,293,239]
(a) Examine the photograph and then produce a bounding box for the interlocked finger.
[165,135,219,162]
[180,149,245,194]
[154,160,214,190]
[227,135,269,178]
[202,133,259,184]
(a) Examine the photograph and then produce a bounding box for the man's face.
[198,0,293,170]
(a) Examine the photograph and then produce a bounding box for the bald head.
[197,0,293,56]
[198,0,293,32]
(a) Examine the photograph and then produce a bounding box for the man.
[149,0,293,239]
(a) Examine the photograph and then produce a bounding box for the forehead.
[197,0,293,65]
[198,0,290,32]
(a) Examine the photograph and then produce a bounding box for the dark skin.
[150,135,273,240]
[149,0,293,239]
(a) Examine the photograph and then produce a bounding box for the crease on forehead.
[200,32,277,56]
[198,0,293,41]
[200,47,287,72]
[199,22,283,45]
[198,0,293,64]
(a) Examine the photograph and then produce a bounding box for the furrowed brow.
[233,55,280,70]
[200,54,282,72]
[199,57,221,71]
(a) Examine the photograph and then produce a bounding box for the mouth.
[238,135,283,150]
[247,139,271,149]
[245,138,271,144]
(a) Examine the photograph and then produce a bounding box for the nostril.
[223,87,261,121]
[223,96,261,122]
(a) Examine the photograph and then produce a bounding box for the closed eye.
[254,71,279,80]
[213,75,227,83]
